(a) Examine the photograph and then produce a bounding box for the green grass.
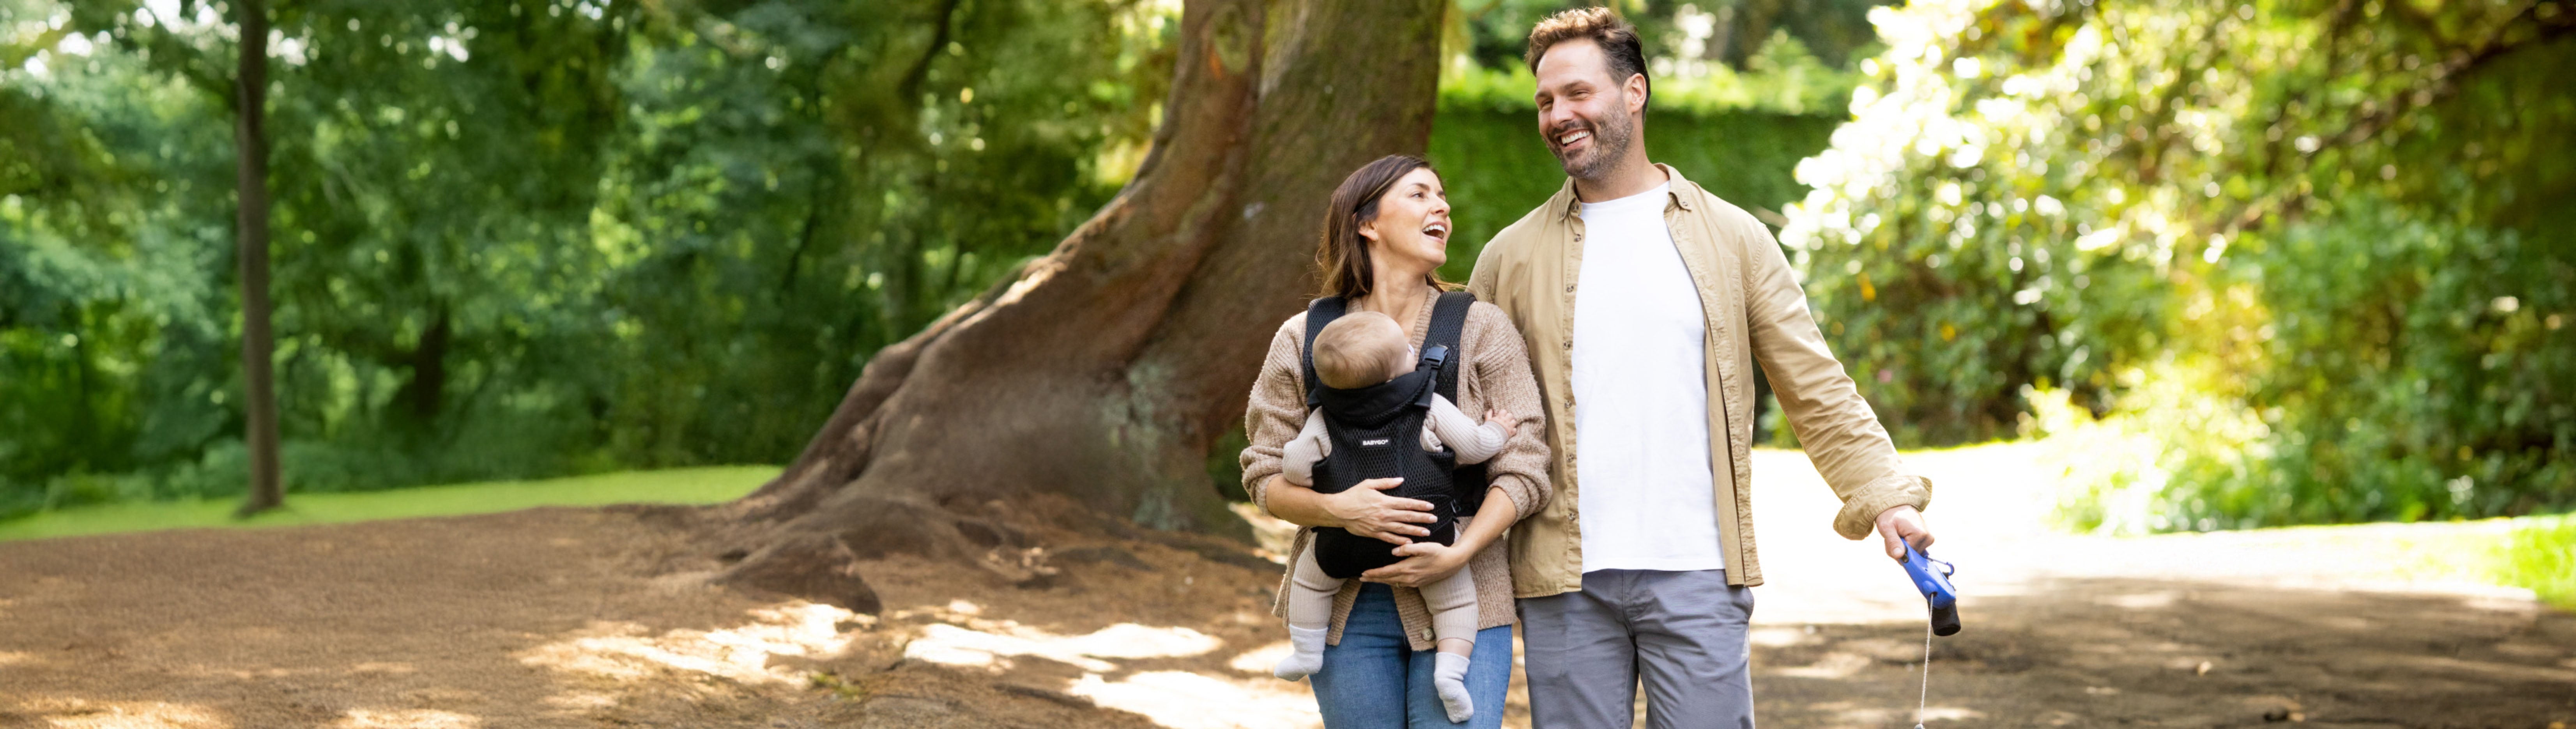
[0,466,779,542]
[2491,513,2576,611]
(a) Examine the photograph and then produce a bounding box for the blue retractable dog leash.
[1898,541,1959,728]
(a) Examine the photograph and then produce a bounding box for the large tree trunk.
[233,0,283,518]
[702,0,1445,603]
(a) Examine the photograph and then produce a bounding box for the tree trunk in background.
[702,0,1445,602]
[233,0,282,518]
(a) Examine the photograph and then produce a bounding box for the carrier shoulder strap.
[1426,290,1486,515]
[1303,293,1475,407]
[1300,297,1347,409]
[1425,291,1476,406]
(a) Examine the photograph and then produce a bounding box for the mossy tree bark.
[702,0,1447,606]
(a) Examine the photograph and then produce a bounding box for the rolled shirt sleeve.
[1737,214,1931,540]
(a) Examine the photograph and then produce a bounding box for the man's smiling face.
[1534,38,1639,181]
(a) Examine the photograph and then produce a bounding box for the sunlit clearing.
[15,697,228,728]
[902,623,1221,673]
[1068,671,1320,729]
[329,709,481,729]
[517,601,862,685]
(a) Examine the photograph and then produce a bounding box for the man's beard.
[1554,105,1635,181]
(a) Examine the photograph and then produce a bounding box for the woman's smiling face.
[1359,167,1453,274]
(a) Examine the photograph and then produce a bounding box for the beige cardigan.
[1469,164,1933,596]
[1240,289,1552,651]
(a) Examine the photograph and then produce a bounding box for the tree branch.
[895,0,964,103]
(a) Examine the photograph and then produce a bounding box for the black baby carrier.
[1301,291,1488,580]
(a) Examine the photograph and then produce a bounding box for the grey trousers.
[1517,569,1756,729]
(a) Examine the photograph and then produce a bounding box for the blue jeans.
[1310,583,1514,729]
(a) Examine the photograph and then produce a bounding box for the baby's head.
[1312,312,1414,389]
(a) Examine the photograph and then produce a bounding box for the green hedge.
[1426,105,1840,284]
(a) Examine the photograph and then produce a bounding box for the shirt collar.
[1553,163,1695,222]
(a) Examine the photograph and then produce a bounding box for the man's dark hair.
[1525,7,1650,110]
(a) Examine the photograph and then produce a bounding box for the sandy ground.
[2,444,2571,728]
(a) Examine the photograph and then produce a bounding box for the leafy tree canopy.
[0,0,1171,511]
[1782,0,2574,529]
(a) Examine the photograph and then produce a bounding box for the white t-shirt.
[1570,181,1725,573]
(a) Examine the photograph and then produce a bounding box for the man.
[1465,8,1937,727]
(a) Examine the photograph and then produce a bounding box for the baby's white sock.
[1433,651,1474,723]
[1272,625,1328,681]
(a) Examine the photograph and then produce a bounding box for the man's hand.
[1876,505,1934,561]
[1360,540,1470,587]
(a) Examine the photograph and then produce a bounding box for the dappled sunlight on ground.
[1069,671,1322,729]
[885,600,1318,729]
[8,697,230,728]
[1800,701,1983,729]
[902,621,1222,672]
[501,552,1317,727]
[517,601,866,685]
[1226,641,1294,673]
[326,708,481,728]
[1,450,2569,727]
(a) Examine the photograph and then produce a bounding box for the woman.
[1241,155,1551,728]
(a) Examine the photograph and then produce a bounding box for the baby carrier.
[1300,291,1489,580]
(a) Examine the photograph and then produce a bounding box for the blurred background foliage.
[1782,0,2573,530]
[3,0,2569,536]
[1,0,1861,518]
[1,0,1174,514]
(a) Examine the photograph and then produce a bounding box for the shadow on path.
[1753,577,2576,729]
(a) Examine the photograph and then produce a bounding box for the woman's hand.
[1325,478,1438,545]
[1360,487,1514,588]
[1359,540,1471,587]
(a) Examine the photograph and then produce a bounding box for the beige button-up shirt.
[1467,164,1932,596]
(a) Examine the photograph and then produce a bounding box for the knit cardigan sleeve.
[1240,314,1311,510]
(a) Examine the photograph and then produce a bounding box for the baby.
[1273,310,1516,724]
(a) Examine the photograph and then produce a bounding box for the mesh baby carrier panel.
[1300,292,1488,580]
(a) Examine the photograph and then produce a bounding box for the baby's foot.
[1272,649,1323,681]
[1273,625,1328,681]
[1433,651,1474,722]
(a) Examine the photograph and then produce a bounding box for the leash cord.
[1914,617,1932,729]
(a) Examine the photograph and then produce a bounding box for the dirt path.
[2,445,2571,728]
[1741,445,2576,728]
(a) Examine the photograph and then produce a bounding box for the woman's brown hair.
[1316,154,1458,301]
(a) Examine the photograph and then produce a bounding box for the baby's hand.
[1484,407,1519,438]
